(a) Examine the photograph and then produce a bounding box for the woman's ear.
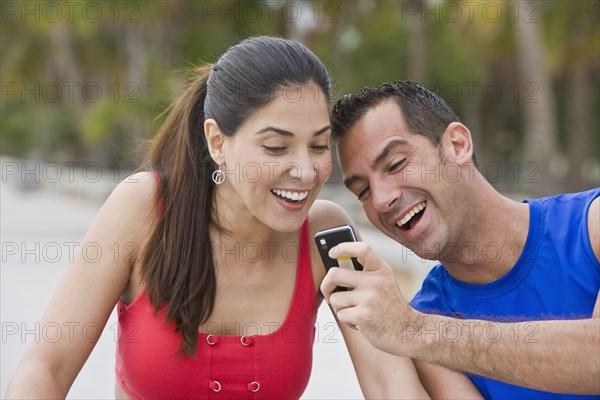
[442,122,474,165]
[204,118,225,164]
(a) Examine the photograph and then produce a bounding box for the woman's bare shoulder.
[93,171,161,247]
[114,171,159,206]
[308,199,355,233]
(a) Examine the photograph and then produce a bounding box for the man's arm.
[321,240,600,395]
[408,298,600,394]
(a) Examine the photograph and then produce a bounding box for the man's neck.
[440,180,531,284]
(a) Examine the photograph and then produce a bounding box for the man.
[321,81,600,398]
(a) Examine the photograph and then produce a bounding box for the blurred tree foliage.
[1,0,598,195]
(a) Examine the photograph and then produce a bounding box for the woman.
[6,37,428,399]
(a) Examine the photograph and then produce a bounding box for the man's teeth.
[396,202,426,228]
[271,189,309,202]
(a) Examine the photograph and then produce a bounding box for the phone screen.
[314,224,364,272]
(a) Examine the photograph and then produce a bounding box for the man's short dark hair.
[331,81,477,165]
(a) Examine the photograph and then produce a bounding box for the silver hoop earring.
[212,168,225,185]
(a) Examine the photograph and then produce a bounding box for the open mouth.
[396,202,426,231]
[271,188,309,204]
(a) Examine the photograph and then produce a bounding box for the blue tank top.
[410,188,600,399]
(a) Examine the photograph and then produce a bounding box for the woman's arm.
[414,360,483,399]
[309,200,429,399]
[336,314,430,399]
[6,172,157,398]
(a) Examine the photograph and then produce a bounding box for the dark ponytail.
[141,37,331,356]
[142,65,217,356]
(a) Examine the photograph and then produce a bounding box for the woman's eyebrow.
[254,125,331,137]
[312,125,332,136]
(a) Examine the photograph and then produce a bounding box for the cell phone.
[314,224,364,272]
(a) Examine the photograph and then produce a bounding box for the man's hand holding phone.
[320,240,421,358]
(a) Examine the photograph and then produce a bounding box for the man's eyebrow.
[255,125,331,137]
[343,140,410,189]
[370,139,410,170]
[343,175,362,189]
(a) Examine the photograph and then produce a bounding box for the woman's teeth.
[271,189,309,202]
[397,202,426,228]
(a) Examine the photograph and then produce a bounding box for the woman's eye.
[311,144,330,152]
[263,146,287,154]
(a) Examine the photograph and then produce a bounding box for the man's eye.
[357,187,370,201]
[388,159,406,172]
[263,146,287,154]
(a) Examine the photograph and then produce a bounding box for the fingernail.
[328,247,336,257]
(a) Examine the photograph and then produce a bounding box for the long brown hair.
[141,37,331,356]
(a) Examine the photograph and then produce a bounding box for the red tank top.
[115,220,317,399]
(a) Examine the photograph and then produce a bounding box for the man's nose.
[370,178,401,212]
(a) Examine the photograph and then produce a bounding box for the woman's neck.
[211,184,280,246]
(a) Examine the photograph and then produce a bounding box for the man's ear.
[442,122,473,165]
[204,118,225,164]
